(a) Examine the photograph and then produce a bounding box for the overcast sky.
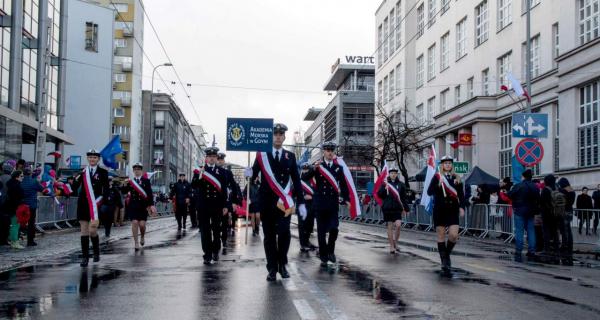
[141,0,379,166]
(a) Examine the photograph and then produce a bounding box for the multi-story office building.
[303,56,376,192]
[62,0,113,165]
[375,0,600,187]
[88,0,144,173]
[190,124,208,164]
[0,0,74,163]
[141,91,202,193]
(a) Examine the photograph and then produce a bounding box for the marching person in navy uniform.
[298,162,317,252]
[426,156,466,276]
[192,147,228,265]
[72,149,110,267]
[250,123,306,281]
[122,163,156,250]
[303,141,349,267]
[217,152,242,254]
[377,166,410,254]
[170,173,191,230]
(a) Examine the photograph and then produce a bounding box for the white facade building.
[375,0,600,188]
[63,0,114,166]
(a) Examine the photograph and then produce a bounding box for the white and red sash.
[83,167,103,221]
[333,158,361,218]
[386,182,403,205]
[301,180,314,196]
[256,152,294,209]
[129,177,148,199]
[317,164,340,193]
[436,173,458,199]
[277,180,293,207]
[202,169,222,193]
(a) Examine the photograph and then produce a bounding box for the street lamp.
[148,63,172,180]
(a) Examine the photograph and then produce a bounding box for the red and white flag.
[501,73,531,102]
[373,161,388,206]
[420,145,437,213]
[333,157,361,219]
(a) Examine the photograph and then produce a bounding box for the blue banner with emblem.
[226,118,273,152]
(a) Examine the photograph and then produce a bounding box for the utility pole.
[525,0,532,113]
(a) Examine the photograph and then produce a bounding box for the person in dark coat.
[243,177,261,236]
[540,174,560,261]
[377,166,409,254]
[426,156,466,276]
[592,184,600,235]
[170,173,191,230]
[298,163,317,252]
[71,149,110,267]
[576,186,593,235]
[217,152,242,253]
[250,123,305,281]
[0,162,14,246]
[507,169,539,260]
[557,177,575,265]
[20,167,43,246]
[4,171,24,249]
[122,163,156,250]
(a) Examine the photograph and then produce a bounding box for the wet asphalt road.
[1,219,600,320]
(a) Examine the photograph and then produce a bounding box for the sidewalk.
[0,216,177,272]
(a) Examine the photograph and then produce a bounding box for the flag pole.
[245,151,250,245]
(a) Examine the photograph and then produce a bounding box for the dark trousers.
[27,208,37,244]
[221,212,229,245]
[316,207,339,262]
[579,212,591,234]
[261,205,291,271]
[542,213,559,255]
[100,206,114,237]
[298,205,315,247]
[175,203,187,228]
[0,213,10,245]
[595,211,599,233]
[559,213,573,256]
[199,207,222,260]
[189,203,198,227]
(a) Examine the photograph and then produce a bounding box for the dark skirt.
[127,208,148,221]
[383,210,402,222]
[433,209,460,227]
[249,203,260,214]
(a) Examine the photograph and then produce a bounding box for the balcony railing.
[154,139,164,145]
[155,119,165,127]
[120,97,131,106]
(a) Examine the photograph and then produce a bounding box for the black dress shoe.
[328,253,336,263]
[93,254,100,263]
[266,270,277,281]
[212,253,219,262]
[320,260,328,267]
[80,258,89,267]
[279,266,290,278]
[203,259,212,265]
[222,248,227,255]
[300,246,310,252]
[308,243,318,250]
[27,241,37,247]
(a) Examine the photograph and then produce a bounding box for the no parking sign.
[515,138,544,167]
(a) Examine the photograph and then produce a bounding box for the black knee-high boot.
[80,236,90,267]
[91,235,100,262]
[437,242,448,271]
[446,241,456,268]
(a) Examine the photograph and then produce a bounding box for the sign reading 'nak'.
[226,118,273,152]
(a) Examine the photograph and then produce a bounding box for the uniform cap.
[132,162,143,169]
[322,141,337,150]
[217,152,226,160]
[273,123,288,134]
[440,155,454,163]
[388,166,399,172]
[301,162,311,170]
[86,149,101,157]
[204,147,219,156]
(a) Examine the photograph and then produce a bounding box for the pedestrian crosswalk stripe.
[293,299,318,320]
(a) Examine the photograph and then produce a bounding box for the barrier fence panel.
[416,205,433,231]
[466,204,489,238]
[487,204,514,243]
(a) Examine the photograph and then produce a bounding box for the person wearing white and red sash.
[302,141,350,267]
[298,162,318,252]
[72,149,109,267]
[376,166,409,254]
[192,147,228,265]
[426,155,466,276]
[122,162,156,250]
[250,123,305,281]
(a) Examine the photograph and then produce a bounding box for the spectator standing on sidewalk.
[557,178,576,265]
[0,162,14,246]
[508,169,539,261]
[20,167,43,246]
[592,184,600,235]
[4,170,25,249]
[540,175,562,263]
[576,187,593,235]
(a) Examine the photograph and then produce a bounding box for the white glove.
[244,167,253,178]
[298,204,307,220]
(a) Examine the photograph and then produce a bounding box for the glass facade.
[0,0,10,107]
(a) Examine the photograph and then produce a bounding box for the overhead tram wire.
[135,0,201,124]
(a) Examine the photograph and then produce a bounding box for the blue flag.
[511,155,524,184]
[299,149,310,165]
[100,135,123,169]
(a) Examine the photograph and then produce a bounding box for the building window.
[377,25,383,67]
[522,35,540,79]
[114,73,126,83]
[153,149,164,164]
[384,17,389,62]
[579,82,600,167]
[523,0,541,12]
[377,80,383,105]
[475,1,489,46]
[498,0,512,30]
[440,32,449,71]
[113,3,128,12]
[440,88,449,112]
[482,68,490,95]
[499,120,512,179]
[396,1,403,49]
[114,38,127,48]
[389,69,395,100]
[416,55,424,88]
[498,52,512,88]
[417,3,425,38]
[115,21,133,31]
[456,18,467,60]
[552,23,559,68]
[383,76,389,104]
[467,77,474,99]
[427,44,436,81]
[579,0,600,45]
[85,22,98,52]
[154,128,164,143]
[155,110,165,126]
[427,96,436,122]
[114,107,125,117]
[395,63,402,95]
[389,8,395,53]
[112,125,130,139]
[441,0,450,14]
[428,0,437,27]
[455,85,462,105]
[416,104,424,123]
